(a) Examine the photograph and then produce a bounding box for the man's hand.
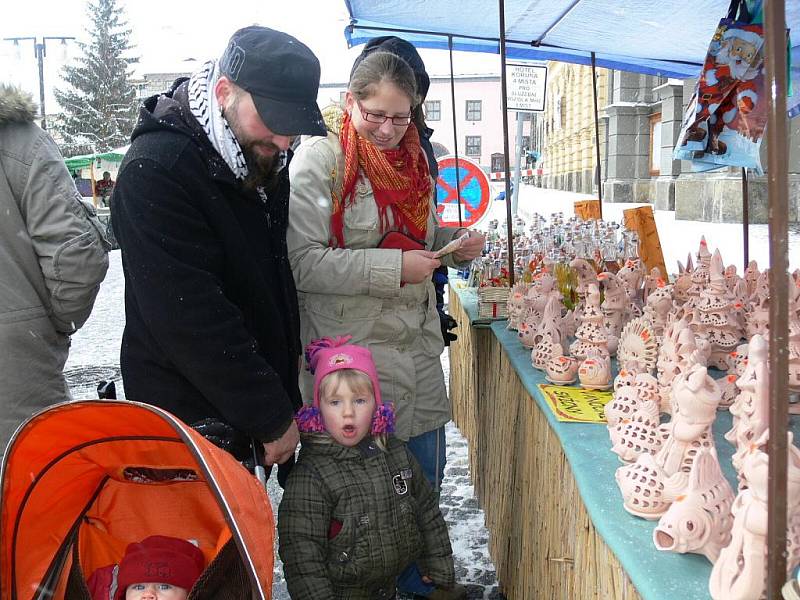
[263,421,299,466]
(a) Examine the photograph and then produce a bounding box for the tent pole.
[591,52,603,216]
[742,167,749,268]
[498,0,516,285]
[448,35,463,226]
[763,0,790,597]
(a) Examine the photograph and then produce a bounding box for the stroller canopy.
[0,400,274,600]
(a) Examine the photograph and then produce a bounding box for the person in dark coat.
[111,26,326,476]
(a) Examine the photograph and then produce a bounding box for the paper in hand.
[434,231,470,259]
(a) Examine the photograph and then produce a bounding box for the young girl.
[278,337,462,599]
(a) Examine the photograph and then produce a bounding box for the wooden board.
[574,199,602,221]
[623,205,668,281]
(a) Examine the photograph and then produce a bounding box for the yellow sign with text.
[538,384,611,423]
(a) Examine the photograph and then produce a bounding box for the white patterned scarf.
[187,60,249,180]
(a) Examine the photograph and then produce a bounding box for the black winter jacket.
[112,80,302,448]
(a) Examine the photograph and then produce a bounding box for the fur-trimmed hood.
[0,84,37,126]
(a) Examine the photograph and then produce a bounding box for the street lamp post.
[4,36,75,130]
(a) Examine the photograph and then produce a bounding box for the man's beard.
[223,100,281,192]
[241,142,281,192]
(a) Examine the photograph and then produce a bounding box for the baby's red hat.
[115,535,205,599]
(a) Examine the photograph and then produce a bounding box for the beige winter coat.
[0,85,109,453]
[288,131,464,440]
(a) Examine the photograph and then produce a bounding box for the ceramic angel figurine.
[653,449,734,563]
[616,364,721,519]
[743,259,760,297]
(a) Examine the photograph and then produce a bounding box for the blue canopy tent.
[345,0,799,111]
[344,1,796,597]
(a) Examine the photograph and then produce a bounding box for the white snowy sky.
[1,0,500,112]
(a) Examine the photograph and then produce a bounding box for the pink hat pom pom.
[305,336,353,373]
[295,405,326,433]
[371,402,395,434]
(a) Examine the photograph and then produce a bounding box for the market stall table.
[447,280,799,600]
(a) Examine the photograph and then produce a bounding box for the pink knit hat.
[295,336,394,435]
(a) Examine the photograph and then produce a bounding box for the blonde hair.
[349,51,418,107]
[318,369,388,451]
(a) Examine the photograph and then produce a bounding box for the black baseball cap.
[220,26,326,137]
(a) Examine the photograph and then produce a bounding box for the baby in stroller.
[87,535,205,600]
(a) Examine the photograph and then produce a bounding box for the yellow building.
[538,63,608,195]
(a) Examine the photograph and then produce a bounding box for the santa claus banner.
[674,0,768,173]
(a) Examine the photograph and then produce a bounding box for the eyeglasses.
[356,100,412,126]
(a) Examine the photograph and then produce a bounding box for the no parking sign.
[435,156,491,227]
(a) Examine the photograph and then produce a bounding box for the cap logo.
[221,41,245,80]
[328,353,353,367]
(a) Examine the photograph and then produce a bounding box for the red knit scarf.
[330,111,431,248]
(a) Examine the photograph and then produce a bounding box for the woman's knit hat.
[115,536,205,599]
[295,336,394,434]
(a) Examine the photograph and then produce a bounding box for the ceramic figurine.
[570,283,609,360]
[570,257,598,325]
[517,318,538,349]
[506,283,528,331]
[616,364,721,519]
[611,389,662,463]
[653,449,734,563]
[709,435,800,600]
[673,259,693,307]
[643,266,665,304]
[617,317,658,374]
[578,352,612,391]
[532,330,563,371]
[683,237,713,317]
[691,249,742,370]
[598,271,629,355]
[614,368,637,392]
[726,335,769,478]
[617,258,646,318]
[545,354,579,385]
[789,281,800,392]
[743,259,760,298]
[606,383,640,429]
[643,278,674,340]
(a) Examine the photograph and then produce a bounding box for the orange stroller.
[0,400,275,600]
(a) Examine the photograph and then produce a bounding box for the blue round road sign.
[435,156,491,227]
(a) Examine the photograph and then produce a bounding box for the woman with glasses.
[286,49,482,600]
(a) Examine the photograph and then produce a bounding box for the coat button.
[338,551,349,562]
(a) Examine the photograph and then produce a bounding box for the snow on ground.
[66,251,503,599]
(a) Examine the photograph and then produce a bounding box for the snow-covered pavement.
[65,250,503,599]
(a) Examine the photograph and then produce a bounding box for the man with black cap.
[111,26,326,480]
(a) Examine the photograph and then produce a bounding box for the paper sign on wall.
[506,63,547,112]
[538,384,610,423]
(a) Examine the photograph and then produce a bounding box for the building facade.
[537,63,800,224]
